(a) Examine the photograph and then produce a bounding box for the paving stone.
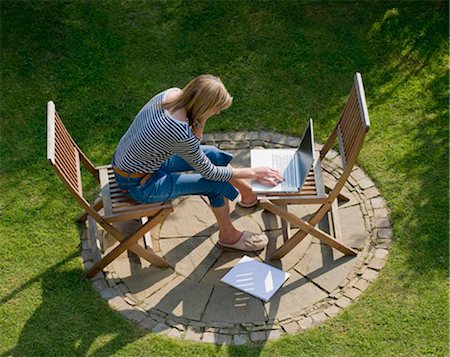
[100,287,121,301]
[202,332,227,344]
[165,318,185,330]
[92,279,109,292]
[373,207,389,218]
[362,269,379,282]
[375,217,391,228]
[214,334,232,345]
[202,285,267,324]
[311,312,327,323]
[233,334,250,345]
[358,177,374,190]
[242,131,260,141]
[363,187,380,199]
[142,276,213,321]
[266,329,283,340]
[160,196,218,238]
[250,207,281,231]
[107,296,131,311]
[377,228,393,239]
[120,309,146,323]
[220,327,241,334]
[370,197,386,209]
[264,270,328,321]
[227,149,250,167]
[121,266,177,302]
[281,321,301,334]
[374,248,389,259]
[324,305,341,317]
[140,317,159,330]
[354,279,370,292]
[339,205,368,248]
[335,296,352,308]
[185,328,203,342]
[159,236,221,281]
[271,133,291,145]
[298,316,314,329]
[201,133,215,143]
[344,288,362,300]
[351,168,366,181]
[200,251,259,285]
[189,320,206,327]
[261,230,313,272]
[250,330,267,341]
[376,238,393,249]
[368,257,386,270]
[214,132,233,141]
[152,323,171,334]
[294,243,357,293]
[167,328,182,338]
[325,149,339,161]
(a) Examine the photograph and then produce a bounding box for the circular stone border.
[80,131,393,344]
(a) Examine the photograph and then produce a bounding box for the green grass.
[1,1,448,356]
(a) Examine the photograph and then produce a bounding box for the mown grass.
[1,1,448,356]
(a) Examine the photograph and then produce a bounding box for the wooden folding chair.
[47,101,173,278]
[258,72,370,260]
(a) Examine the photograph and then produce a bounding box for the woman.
[112,75,283,251]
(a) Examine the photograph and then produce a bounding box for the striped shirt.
[112,89,233,182]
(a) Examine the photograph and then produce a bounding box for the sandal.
[236,198,258,208]
[218,231,268,252]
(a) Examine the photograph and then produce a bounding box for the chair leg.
[260,200,357,260]
[279,203,290,241]
[330,199,342,241]
[86,209,172,278]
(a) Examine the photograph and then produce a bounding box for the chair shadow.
[1,253,145,357]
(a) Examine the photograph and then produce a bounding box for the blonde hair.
[162,74,233,127]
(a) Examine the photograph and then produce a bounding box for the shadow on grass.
[1,253,146,357]
[363,1,449,280]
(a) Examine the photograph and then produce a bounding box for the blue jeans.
[113,146,239,208]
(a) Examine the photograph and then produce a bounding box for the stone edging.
[80,131,392,344]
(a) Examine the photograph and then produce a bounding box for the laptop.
[251,118,315,193]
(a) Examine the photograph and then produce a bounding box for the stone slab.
[264,270,328,321]
[228,149,250,167]
[159,236,221,281]
[261,229,313,272]
[120,267,176,303]
[202,285,267,324]
[200,251,260,285]
[294,242,358,293]
[338,205,368,249]
[142,276,213,321]
[160,196,218,238]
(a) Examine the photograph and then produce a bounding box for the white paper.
[220,255,290,302]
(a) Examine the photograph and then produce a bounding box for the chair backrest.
[320,73,370,200]
[47,101,97,211]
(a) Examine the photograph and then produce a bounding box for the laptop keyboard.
[272,153,297,188]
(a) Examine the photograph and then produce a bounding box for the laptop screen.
[298,118,315,178]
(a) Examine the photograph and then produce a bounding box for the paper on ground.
[220,255,290,302]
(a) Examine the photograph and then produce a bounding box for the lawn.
[1,1,448,356]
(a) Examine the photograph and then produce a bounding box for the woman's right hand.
[252,167,284,186]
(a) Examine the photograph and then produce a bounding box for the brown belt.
[112,166,147,179]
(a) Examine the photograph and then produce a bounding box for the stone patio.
[81,131,392,344]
